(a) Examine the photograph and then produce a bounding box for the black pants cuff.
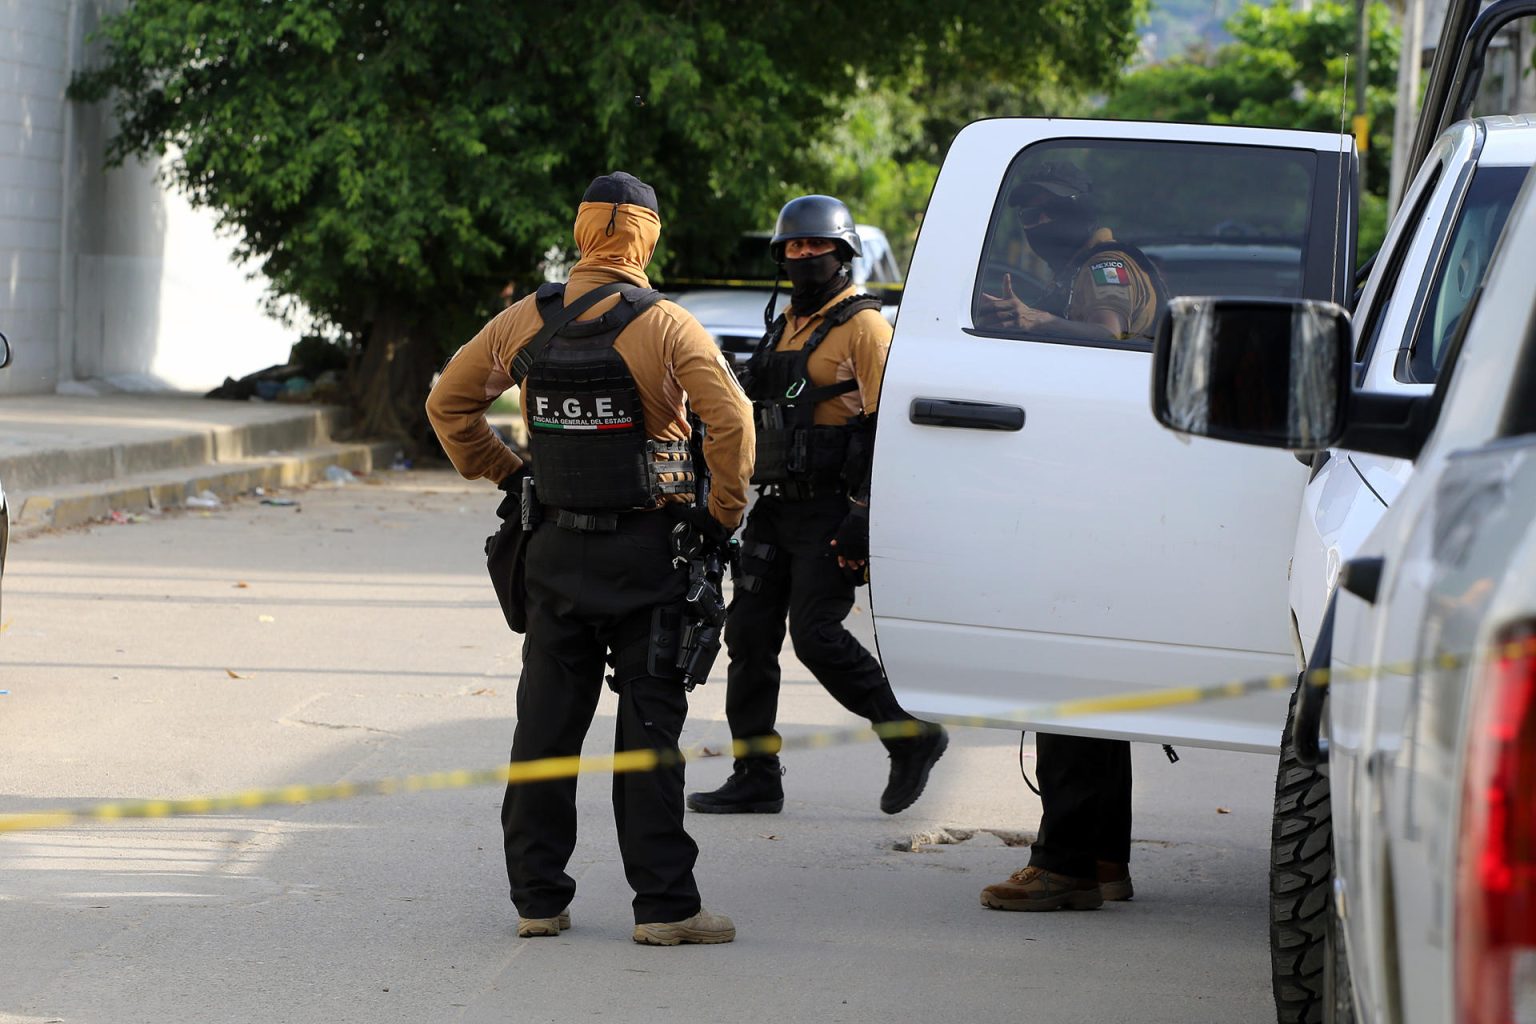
[633,897,703,926]
[1026,844,1097,880]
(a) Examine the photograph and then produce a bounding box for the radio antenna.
[1332,55,1352,306]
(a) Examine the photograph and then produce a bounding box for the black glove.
[497,463,532,492]
[679,506,734,555]
[830,503,869,562]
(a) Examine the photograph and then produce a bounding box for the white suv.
[1290,117,1536,661]
[1147,158,1536,1023]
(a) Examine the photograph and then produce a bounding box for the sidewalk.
[0,394,398,532]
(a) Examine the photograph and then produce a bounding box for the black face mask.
[785,252,849,315]
[1024,218,1091,272]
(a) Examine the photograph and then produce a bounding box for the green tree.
[71,0,1143,443]
[795,68,1104,269]
[1109,1,1398,256]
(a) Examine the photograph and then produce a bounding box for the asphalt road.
[1,469,1280,1024]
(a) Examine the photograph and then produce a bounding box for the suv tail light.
[1458,622,1536,1024]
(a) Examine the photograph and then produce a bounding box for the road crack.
[279,718,398,736]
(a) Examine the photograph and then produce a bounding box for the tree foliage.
[1110,1,1398,255]
[793,70,1106,268]
[71,0,1144,442]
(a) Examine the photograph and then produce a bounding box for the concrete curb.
[0,406,348,494]
[15,441,399,532]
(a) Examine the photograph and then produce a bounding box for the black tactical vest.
[743,293,883,485]
[521,283,695,511]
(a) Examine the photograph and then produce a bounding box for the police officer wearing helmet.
[975,161,1164,343]
[426,172,753,945]
[687,194,948,817]
[974,161,1165,911]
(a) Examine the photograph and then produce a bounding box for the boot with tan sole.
[632,908,736,946]
[980,866,1103,911]
[517,907,572,937]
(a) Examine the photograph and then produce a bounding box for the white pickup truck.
[871,116,1355,749]
[866,32,1536,1024]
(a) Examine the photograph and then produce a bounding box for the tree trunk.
[347,306,441,449]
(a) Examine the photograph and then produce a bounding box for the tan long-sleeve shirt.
[425,203,754,527]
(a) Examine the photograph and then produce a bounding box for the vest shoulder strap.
[745,315,788,371]
[554,285,664,339]
[802,293,884,358]
[824,293,884,326]
[512,281,628,384]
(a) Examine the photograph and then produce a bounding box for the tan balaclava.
[571,171,661,284]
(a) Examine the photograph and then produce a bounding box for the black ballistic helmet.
[769,194,862,262]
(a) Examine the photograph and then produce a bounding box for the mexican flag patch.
[1090,260,1129,286]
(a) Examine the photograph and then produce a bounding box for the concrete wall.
[1,0,294,398]
[1,0,69,394]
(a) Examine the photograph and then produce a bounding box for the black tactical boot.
[686,758,785,814]
[880,724,949,815]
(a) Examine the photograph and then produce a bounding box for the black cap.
[582,171,659,215]
[1008,160,1093,205]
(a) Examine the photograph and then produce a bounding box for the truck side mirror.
[1152,297,1351,451]
[0,331,10,370]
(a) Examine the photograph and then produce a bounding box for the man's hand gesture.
[977,273,1054,332]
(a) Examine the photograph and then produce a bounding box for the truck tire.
[1324,898,1357,1024]
[1270,677,1333,1024]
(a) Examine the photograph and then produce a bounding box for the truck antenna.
[1333,55,1352,307]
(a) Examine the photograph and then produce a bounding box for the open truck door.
[869,119,1356,751]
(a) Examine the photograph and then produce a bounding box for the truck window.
[971,138,1318,350]
[1403,164,1528,383]
[1352,161,1447,366]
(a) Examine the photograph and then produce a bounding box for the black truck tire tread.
[1270,679,1334,1024]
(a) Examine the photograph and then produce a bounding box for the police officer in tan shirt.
[976,161,1164,343]
[687,195,948,817]
[426,172,751,946]
[973,162,1166,912]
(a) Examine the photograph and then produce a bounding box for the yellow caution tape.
[0,643,1510,838]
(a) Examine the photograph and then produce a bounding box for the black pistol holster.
[669,518,729,691]
[606,604,685,692]
[486,485,531,633]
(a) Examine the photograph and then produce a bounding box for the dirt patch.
[891,826,1038,852]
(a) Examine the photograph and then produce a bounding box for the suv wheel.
[1270,675,1334,1023]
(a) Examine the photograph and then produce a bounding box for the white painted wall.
[1,0,294,398]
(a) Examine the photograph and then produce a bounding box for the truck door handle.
[909,398,1025,431]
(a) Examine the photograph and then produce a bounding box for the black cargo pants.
[1027,732,1133,878]
[722,492,909,754]
[501,509,701,925]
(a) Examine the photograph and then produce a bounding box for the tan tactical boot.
[980,866,1104,911]
[1096,860,1134,902]
[631,908,736,946]
[516,907,571,938]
